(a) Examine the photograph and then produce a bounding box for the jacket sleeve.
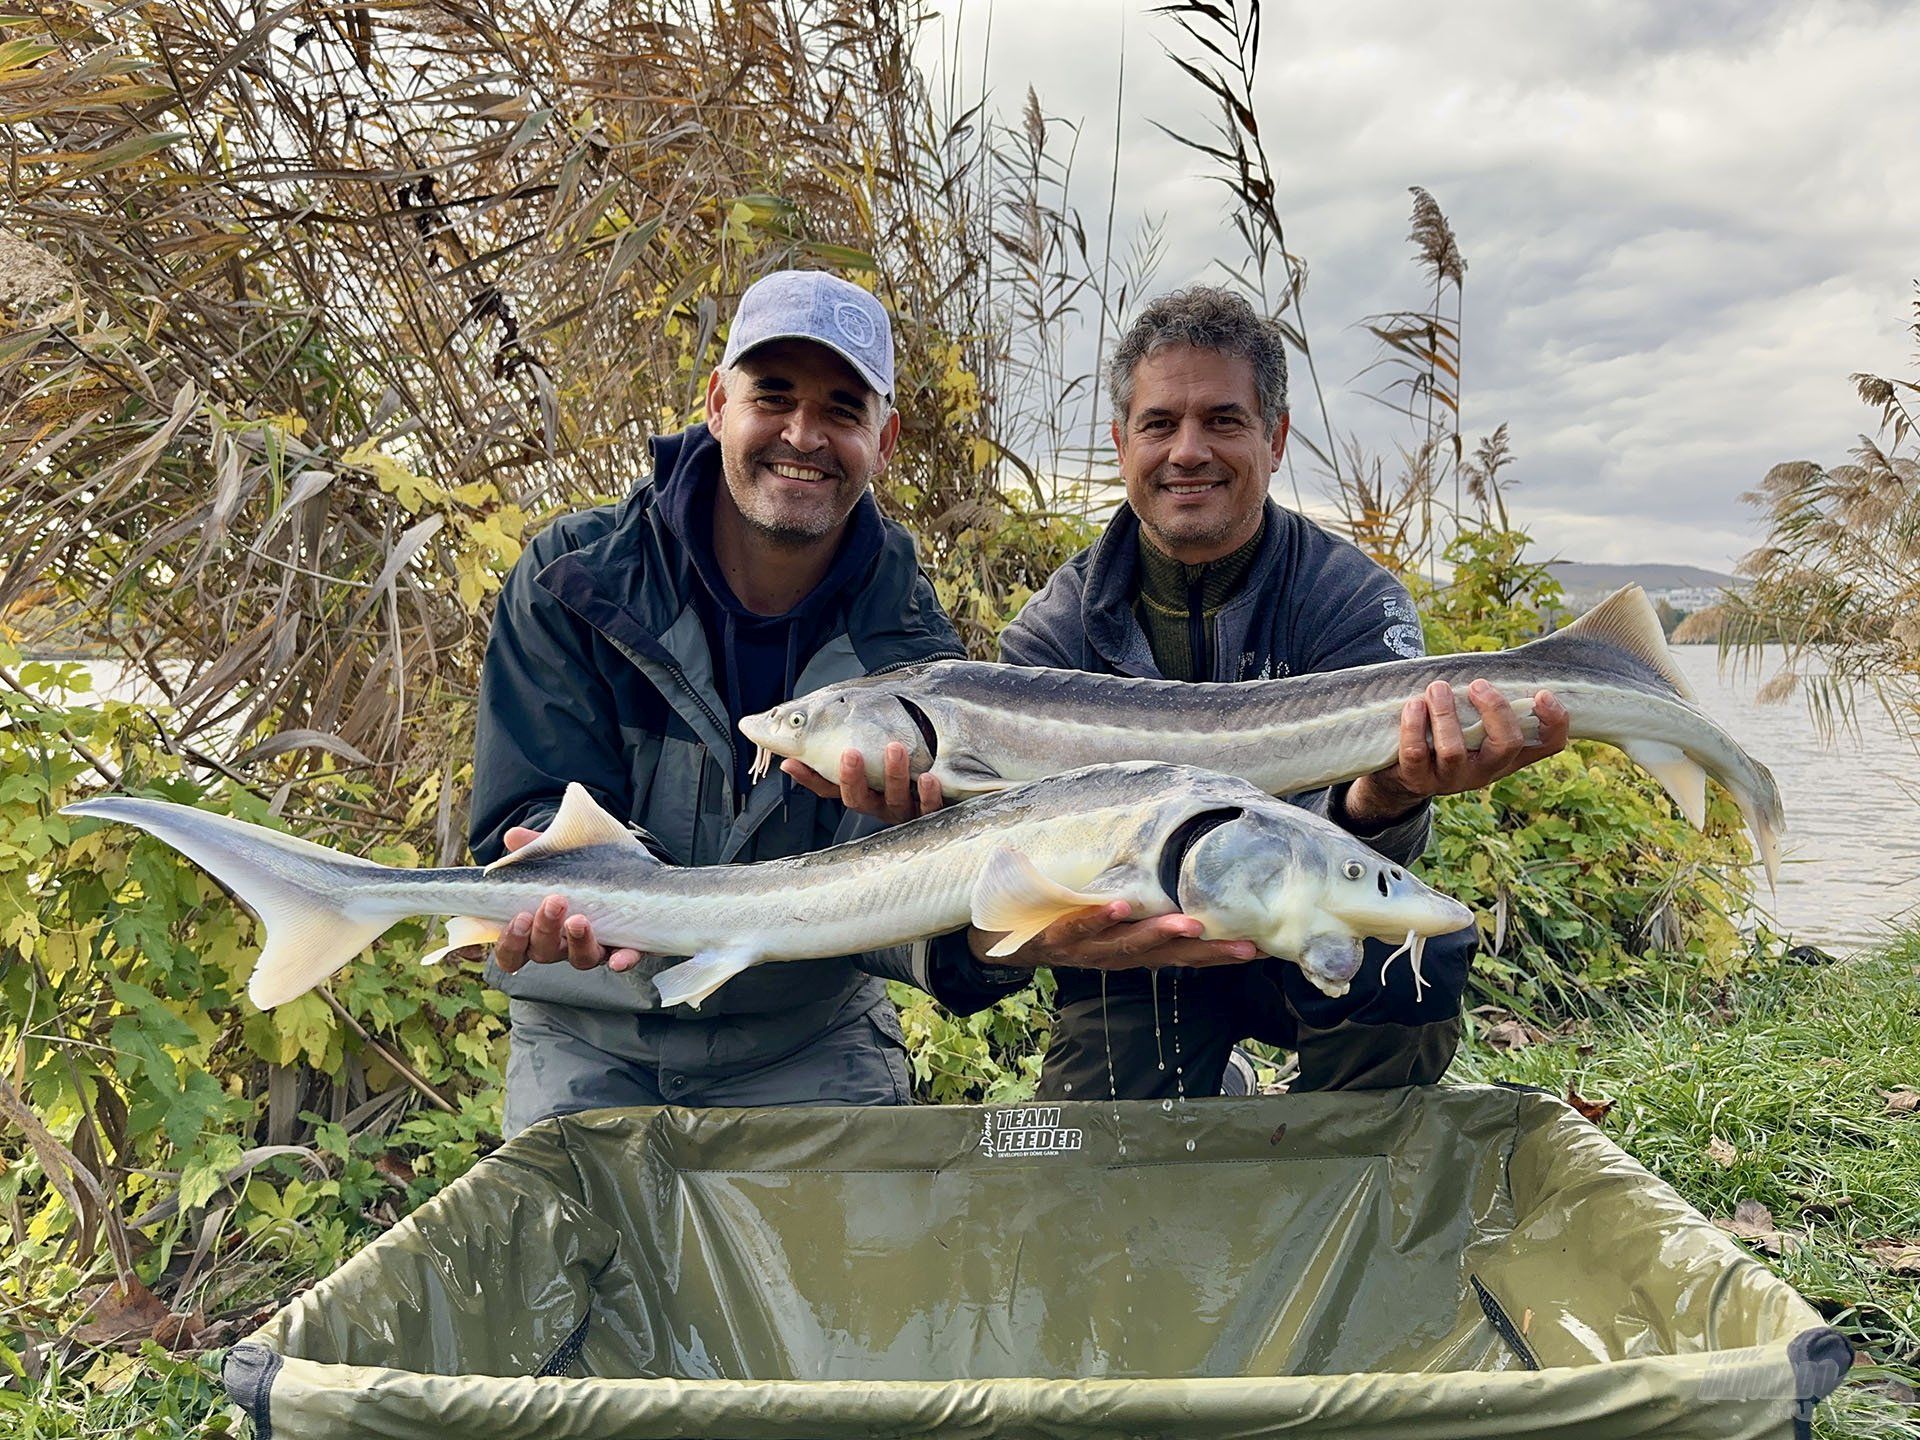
[468,544,664,865]
[996,565,1087,669]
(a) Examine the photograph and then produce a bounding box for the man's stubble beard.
[723,448,868,551]
[1138,463,1254,557]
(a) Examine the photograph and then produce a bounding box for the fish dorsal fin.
[484,783,655,873]
[1553,585,1698,702]
[972,848,1110,958]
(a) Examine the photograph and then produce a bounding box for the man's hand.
[781,742,943,826]
[970,901,1259,972]
[1345,679,1571,827]
[491,825,647,975]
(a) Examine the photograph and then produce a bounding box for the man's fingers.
[1397,695,1436,791]
[1534,690,1571,753]
[780,759,842,800]
[607,948,645,973]
[1469,679,1524,763]
[1078,927,1258,971]
[1040,901,1135,947]
[1427,681,1468,770]
[881,742,913,819]
[528,894,568,964]
[503,826,541,852]
[915,772,944,815]
[493,912,533,973]
[1101,912,1204,957]
[1137,937,1260,970]
[836,748,871,810]
[563,914,604,971]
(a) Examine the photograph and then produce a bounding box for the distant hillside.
[1545,561,1737,594]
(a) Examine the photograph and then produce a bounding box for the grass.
[6,942,1917,1436]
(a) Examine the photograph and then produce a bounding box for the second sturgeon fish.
[741,585,1786,884]
[63,764,1471,1011]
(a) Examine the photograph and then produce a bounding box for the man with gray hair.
[974,285,1571,1098]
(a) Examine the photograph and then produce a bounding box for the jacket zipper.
[596,630,739,808]
[1186,576,1212,681]
[868,649,966,677]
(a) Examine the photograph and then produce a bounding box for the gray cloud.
[944,0,1918,570]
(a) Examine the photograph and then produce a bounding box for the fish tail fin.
[1736,775,1786,895]
[62,796,402,1009]
[1548,585,1698,702]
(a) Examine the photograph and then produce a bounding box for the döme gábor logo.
[979,1106,1084,1157]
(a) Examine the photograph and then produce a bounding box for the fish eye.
[1342,859,1365,881]
[787,711,806,729]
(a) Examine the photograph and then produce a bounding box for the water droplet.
[1124,1273,1133,1284]
[1161,1099,1173,1112]
[1185,1139,1196,1152]
[1063,1082,1073,1094]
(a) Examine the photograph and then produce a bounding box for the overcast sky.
[935,0,1919,573]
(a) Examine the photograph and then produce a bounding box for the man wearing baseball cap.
[469,270,1022,1133]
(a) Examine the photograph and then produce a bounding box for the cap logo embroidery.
[834,301,876,349]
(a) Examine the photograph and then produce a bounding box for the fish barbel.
[740,586,1786,885]
[62,764,1472,1011]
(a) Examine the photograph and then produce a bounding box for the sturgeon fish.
[63,764,1472,1010]
[741,585,1786,885]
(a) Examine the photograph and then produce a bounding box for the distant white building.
[1649,586,1728,612]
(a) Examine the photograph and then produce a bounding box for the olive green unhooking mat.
[224,1086,1850,1438]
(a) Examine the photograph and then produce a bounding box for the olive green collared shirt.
[1133,519,1266,681]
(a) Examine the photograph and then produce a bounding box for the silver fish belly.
[740,585,1786,885]
[62,764,1472,1011]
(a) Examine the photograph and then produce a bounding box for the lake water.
[1672,644,1920,954]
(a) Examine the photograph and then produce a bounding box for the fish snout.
[737,707,779,752]
[1378,869,1474,937]
[1421,889,1476,936]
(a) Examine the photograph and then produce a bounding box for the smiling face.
[1112,344,1289,563]
[705,338,900,549]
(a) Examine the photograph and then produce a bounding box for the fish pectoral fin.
[419,915,502,967]
[485,783,658,873]
[937,753,1013,799]
[651,944,760,1011]
[1620,740,1708,829]
[971,849,1112,957]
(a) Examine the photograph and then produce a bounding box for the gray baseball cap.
[720,269,895,401]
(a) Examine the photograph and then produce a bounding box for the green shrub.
[0,650,502,1355]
